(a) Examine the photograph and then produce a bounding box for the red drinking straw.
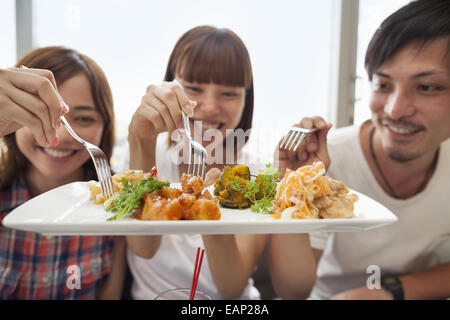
[189,247,205,300]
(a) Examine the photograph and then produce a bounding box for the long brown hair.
[0,46,115,188]
[164,25,254,144]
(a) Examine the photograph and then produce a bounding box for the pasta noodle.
[272,162,358,219]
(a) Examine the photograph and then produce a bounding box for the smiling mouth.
[191,120,224,131]
[40,147,77,158]
[379,118,424,136]
[385,124,422,135]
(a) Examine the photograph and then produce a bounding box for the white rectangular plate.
[2,182,397,235]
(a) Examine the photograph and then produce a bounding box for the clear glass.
[154,288,211,300]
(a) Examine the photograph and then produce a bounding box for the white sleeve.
[309,232,329,250]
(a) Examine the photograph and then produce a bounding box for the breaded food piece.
[183,198,221,220]
[180,173,204,197]
[154,187,182,199]
[141,194,183,220]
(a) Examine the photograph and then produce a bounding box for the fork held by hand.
[60,116,114,199]
[279,127,318,152]
[19,65,114,199]
[173,79,208,180]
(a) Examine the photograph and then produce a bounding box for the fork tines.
[88,146,114,199]
[174,79,208,180]
[98,160,114,199]
[60,115,114,199]
[188,140,207,180]
[279,127,317,152]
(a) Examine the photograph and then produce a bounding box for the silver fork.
[279,127,318,152]
[60,116,114,199]
[19,65,114,198]
[173,79,208,179]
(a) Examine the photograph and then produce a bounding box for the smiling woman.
[124,25,272,301]
[0,46,124,300]
[16,74,106,194]
[1,46,115,191]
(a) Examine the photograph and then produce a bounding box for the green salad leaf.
[258,163,281,179]
[232,163,280,214]
[250,164,280,214]
[106,177,169,221]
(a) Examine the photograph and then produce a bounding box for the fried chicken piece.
[183,199,221,220]
[178,193,197,209]
[313,177,357,218]
[322,176,349,195]
[318,194,358,219]
[138,174,221,221]
[154,187,182,199]
[313,195,333,209]
[180,173,204,197]
[141,193,183,220]
[200,189,213,200]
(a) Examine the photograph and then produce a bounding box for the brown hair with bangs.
[164,25,254,143]
[0,46,115,189]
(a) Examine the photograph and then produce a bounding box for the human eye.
[418,84,443,93]
[372,81,390,92]
[74,115,97,126]
[185,86,202,94]
[221,91,239,98]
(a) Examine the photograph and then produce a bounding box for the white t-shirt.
[309,124,450,300]
[128,132,271,300]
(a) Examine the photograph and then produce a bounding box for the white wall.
[0,0,16,68]
[31,0,338,133]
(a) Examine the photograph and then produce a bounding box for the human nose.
[196,94,220,115]
[384,88,416,119]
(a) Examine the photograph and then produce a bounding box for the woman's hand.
[204,167,221,186]
[128,81,197,171]
[129,81,197,141]
[0,67,69,145]
[275,116,332,177]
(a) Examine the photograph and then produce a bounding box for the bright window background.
[0,0,16,68]
[31,0,338,141]
[353,0,410,125]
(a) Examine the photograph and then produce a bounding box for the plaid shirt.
[0,178,116,300]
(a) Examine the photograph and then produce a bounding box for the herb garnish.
[106,177,169,221]
[232,164,280,214]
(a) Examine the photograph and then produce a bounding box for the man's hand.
[331,286,393,300]
[275,116,332,177]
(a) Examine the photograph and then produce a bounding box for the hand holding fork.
[18,66,114,199]
[0,66,68,145]
[128,79,204,178]
[277,117,332,177]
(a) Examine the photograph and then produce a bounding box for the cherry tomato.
[149,167,158,177]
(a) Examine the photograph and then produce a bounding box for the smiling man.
[275,0,450,300]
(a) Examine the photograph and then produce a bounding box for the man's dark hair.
[365,0,450,80]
